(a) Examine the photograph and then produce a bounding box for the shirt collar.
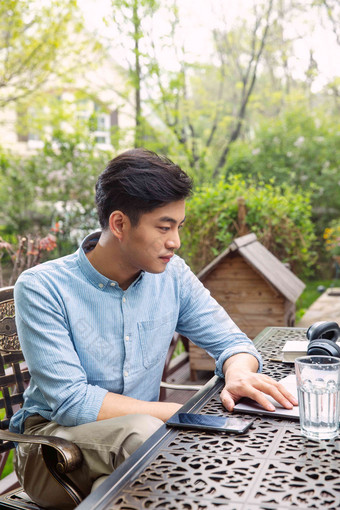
[77,231,145,289]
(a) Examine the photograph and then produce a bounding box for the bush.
[179,175,317,278]
[0,135,110,251]
[324,220,340,257]
[226,106,340,231]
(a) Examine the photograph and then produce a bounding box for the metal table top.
[77,327,340,510]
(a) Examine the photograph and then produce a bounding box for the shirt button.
[98,283,104,288]
[124,371,129,377]
[110,282,116,287]
[122,297,126,303]
[125,335,130,341]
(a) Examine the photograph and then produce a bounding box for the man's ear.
[108,211,128,241]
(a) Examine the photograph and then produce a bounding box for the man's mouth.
[159,254,173,262]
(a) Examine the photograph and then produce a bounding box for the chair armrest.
[160,381,203,391]
[0,430,83,474]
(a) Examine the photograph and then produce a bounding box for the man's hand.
[221,353,298,412]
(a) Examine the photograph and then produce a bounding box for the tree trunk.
[133,1,141,147]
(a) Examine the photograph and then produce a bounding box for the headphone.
[307,321,340,357]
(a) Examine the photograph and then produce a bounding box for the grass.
[0,404,14,480]
[295,278,340,323]
[0,450,14,480]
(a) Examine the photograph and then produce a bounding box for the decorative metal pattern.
[0,289,29,437]
[255,459,340,508]
[108,494,241,509]
[0,295,21,352]
[166,423,283,458]
[0,299,15,320]
[131,451,260,495]
[81,328,340,510]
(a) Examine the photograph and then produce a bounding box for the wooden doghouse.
[189,233,305,379]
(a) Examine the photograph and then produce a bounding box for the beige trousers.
[14,413,163,509]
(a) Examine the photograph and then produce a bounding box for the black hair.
[95,148,193,228]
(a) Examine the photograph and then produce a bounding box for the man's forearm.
[97,392,182,422]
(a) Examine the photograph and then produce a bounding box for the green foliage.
[0,0,338,285]
[226,106,340,228]
[0,136,110,248]
[0,149,50,234]
[0,0,94,107]
[179,175,317,278]
[324,220,340,257]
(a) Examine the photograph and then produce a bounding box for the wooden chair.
[0,286,84,509]
[159,333,203,400]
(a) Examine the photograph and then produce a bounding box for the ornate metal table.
[77,327,340,510]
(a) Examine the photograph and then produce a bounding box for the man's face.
[120,200,186,275]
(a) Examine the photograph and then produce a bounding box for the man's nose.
[166,230,181,250]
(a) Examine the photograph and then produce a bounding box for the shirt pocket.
[137,313,176,369]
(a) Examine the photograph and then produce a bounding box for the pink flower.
[0,241,12,251]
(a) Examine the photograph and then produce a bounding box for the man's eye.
[159,227,170,232]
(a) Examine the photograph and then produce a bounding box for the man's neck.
[85,232,139,291]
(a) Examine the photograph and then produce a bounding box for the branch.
[213,0,274,178]
[148,39,175,128]
[321,0,340,46]
[204,35,227,149]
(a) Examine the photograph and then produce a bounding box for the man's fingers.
[276,382,298,406]
[220,390,235,412]
[240,384,277,411]
[221,384,276,412]
[247,380,297,410]
[258,379,298,407]
[265,386,293,409]
[246,375,298,408]
[222,374,299,412]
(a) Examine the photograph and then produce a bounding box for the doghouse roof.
[197,233,305,303]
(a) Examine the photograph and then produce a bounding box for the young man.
[10,149,297,508]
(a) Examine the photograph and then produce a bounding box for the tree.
[106,0,277,180]
[0,0,97,108]
[108,0,160,147]
[211,0,274,177]
[225,105,340,230]
[146,0,278,181]
[318,0,340,46]
[105,0,340,185]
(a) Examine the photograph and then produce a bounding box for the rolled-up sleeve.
[175,259,263,378]
[14,274,108,426]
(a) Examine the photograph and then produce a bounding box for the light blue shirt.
[10,232,262,433]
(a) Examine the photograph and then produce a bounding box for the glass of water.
[295,356,340,440]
